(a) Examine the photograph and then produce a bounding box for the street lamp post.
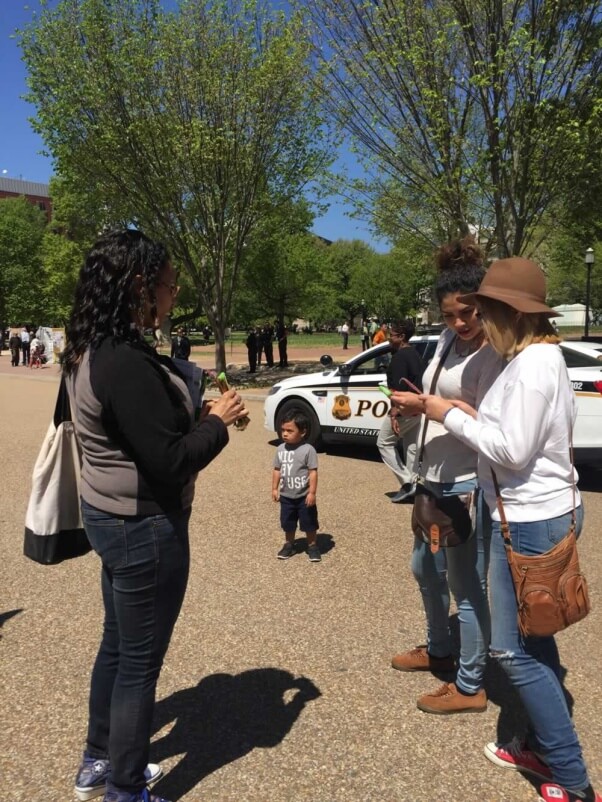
[585,248,595,339]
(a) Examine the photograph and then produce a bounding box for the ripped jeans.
[411,480,491,694]
[490,505,589,791]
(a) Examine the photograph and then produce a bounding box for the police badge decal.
[332,394,352,420]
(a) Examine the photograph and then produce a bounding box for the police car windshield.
[561,346,602,369]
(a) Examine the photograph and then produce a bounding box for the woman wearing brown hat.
[422,258,597,802]
[389,237,504,714]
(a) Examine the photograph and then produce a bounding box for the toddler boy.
[272,409,320,562]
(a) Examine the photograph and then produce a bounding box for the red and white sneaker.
[484,737,552,781]
[539,783,602,802]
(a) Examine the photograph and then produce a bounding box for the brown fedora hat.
[458,257,560,316]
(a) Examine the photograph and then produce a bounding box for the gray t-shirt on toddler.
[273,442,318,499]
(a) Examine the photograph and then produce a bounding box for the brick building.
[0,176,51,220]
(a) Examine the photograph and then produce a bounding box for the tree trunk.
[204,305,227,373]
[209,318,227,374]
[214,337,227,374]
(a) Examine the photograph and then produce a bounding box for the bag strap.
[416,336,456,475]
[489,468,514,555]
[53,376,73,428]
[490,434,577,556]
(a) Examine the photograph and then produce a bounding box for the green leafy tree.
[0,197,47,326]
[235,201,330,326]
[542,234,602,320]
[307,0,602,257]
[240,231,330,326]
[21,0,333,370]
[345,238,434,322]
[543,96,602,317]
[323,239,380,324]
[40,233,85,325]
[450,0,602,257]
[40,176,103,324]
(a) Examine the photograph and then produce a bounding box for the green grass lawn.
[183,326,602,350]
[189,331,353,348]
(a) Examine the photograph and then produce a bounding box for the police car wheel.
[275,399,322,449]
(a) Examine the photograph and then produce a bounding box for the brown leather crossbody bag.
[491,461,590,638]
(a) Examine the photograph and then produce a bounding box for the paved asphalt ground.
[1,353,601,802]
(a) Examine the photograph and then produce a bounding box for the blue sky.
[0,1,388,251]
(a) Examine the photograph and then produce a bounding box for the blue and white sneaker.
[104,789,171,802]
[74,755,162,801]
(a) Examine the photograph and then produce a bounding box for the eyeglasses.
[157,281,180,296]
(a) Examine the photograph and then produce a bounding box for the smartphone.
[378,384,392,397]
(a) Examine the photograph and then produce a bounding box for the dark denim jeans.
[81,499,191,793]
[490,505,588,791]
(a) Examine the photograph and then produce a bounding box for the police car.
[560,341,602,363]
[263,336,602,464]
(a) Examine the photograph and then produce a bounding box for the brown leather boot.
[417,682,487,714]
[391,646,455,673]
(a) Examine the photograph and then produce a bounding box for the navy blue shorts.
[279,495,319,533]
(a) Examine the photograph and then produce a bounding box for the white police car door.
[323,346,392,441]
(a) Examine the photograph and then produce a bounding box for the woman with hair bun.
[389,236,504,714]
[63,229,248,802]
[423,258,597,802]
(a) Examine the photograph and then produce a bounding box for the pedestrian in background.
[256,326,264,367]
[246,327,258,373]
[20,326,30,366]
[372,322,388,346]
[9,331,21,367]
[263,323,275,367]
[341,320,349,349]
[170,327,191,361]
[378,319,425,503]
[361,319,370,351]
[276,321,288,368]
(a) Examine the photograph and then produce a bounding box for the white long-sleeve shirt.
[444,343,580,522]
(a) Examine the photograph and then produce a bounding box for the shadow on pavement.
[0,608,23,639]
[150,668,321,800]
[293,533,335,556]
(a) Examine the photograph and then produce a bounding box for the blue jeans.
[490,505,589,791]
[411,480,491,694]
[81,499,191,793]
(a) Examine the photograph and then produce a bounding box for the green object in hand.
[216,372,230,392]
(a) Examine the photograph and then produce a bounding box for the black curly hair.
[434,235,485,306]
[62,229,169,375]
[279,408,310,435]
